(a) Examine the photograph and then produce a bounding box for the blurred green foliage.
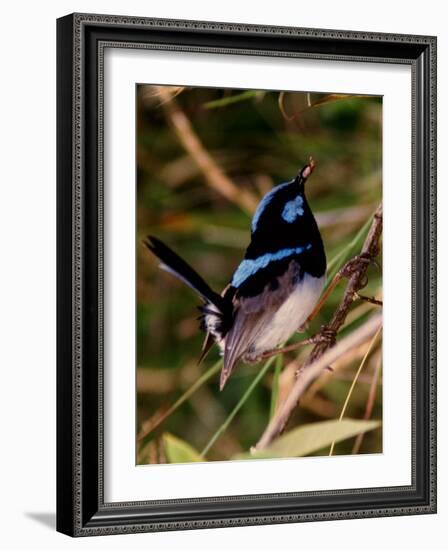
[136,86,382,464]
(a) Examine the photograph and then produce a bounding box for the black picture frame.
[57,13,437,537]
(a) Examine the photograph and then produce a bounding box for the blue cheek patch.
[231,244,312,288]
[282,195,304,223]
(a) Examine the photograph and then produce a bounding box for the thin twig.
[328,325,382,455]
[254,313,382,450]
[278,91,295,121]
[156,87,259,214]
[355,293,383,306]
[299,340,372,409]
[200,357,276,457]
[351,350,382,454]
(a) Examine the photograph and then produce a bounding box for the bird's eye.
[282,196,304,223]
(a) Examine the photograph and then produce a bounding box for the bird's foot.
[309,325,337,347]
[338,252,379,291]
[258,327,336,362]
[242,348,264,364]
[340,253,372,279]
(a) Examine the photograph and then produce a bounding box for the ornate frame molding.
[56,13,437,536]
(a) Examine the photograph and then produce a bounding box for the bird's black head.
[233,156,326,299]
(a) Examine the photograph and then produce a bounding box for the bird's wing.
[220,308,271,390]
[220,261,301,389]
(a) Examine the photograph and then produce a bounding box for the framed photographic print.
[56,13,437,536]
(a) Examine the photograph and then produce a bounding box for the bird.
[144,158,326,390]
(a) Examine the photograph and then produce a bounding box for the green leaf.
[163,433,204,463]
[203,90,262,109]
[234,419,381,460]
[307,93,358,109]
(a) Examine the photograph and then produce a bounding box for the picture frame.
[56,12,437,536]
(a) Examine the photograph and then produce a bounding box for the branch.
[254,203,383,450]
[305,202,382,367]
[156,87,259,214]
[254,312,382,450]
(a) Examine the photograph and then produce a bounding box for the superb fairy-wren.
[144,158,326,389]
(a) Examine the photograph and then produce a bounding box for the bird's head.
[250,157,317,234]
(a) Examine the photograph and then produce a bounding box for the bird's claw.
[310,325,337,347]
[296,320,309,333]
[340,253,372,279]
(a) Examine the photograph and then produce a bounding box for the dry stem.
[351,350,382,454]
[156,87,259,214]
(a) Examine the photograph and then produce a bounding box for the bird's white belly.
[252,274,325,354]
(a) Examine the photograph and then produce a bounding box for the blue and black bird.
[144,159,326,390]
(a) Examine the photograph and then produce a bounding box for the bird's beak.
[294,157,316,187]
[301,157,316,180]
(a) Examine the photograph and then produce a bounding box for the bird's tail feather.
[143,236,226,313]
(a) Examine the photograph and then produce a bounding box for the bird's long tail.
[143,236,227,314]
